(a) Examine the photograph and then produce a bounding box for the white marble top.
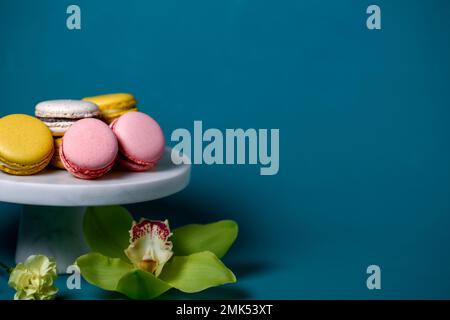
[0,148,190,206]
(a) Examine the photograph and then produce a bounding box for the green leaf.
[76,253,133,291]
[83,206,133,261]
[117,270,172,300]
[159,251,236,293]
[171,220,238,258]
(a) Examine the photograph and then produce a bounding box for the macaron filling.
[36,115,100,123]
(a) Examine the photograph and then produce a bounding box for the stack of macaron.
[35,100,101,136]
[0,93,165,180]
[35,99,101,169]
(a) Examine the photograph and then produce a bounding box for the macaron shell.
[83,93,137,111]
[60,147,115,179]
[102,107,138,117]
[116,153,157,172]
[51,138,65,169]
[0,114,54,167]
[62,118,118,171]
[111,112,165,166]
[51,158,65,169]
[35,100,100,118]
[0,156,52,175]
[102,108,138,124]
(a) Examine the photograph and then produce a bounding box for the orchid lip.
[125,219,173,277]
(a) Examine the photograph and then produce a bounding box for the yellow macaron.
[83,93,138,124]
[50,138,65,169]
[0,114,54,175]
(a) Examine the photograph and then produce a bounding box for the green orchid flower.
[76,205,238,299]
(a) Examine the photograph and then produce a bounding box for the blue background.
[1,0,450,299]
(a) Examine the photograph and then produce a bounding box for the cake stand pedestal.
[0,148,190,273]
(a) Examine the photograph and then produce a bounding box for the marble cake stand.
[0,148,190,273]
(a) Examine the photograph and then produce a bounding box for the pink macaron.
[60,118,118,179]
[110,111,165,171]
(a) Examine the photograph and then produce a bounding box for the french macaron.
[35,99,100,136]
[83,93,138,124]
[110,111,165,171]
[0,114,54,175]
[60,118,118,179]
[50,138,65,169]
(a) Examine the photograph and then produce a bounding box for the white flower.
[8,255,58,300]
[125,219,173,277]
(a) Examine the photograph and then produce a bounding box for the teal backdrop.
[1,0,450,299]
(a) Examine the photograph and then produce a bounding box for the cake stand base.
[15,205,89,273]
